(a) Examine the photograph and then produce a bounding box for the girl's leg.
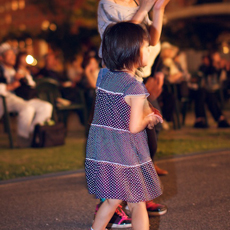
[92,199,122,230]
[127,201,149,230]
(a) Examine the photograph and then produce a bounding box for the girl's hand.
[147,114,156,129]
[146,112,162,129]
[153,0,170,10]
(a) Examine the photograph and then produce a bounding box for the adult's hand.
[132,0,156,23]
[139,0,156,13]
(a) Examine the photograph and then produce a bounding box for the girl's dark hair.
[102,21,149,71]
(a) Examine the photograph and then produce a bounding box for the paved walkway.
[1,149,230,230]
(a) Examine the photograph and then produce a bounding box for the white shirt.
[0,66,16,96]
[97,0,161,78]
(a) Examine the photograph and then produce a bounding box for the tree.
[28,0,99,61]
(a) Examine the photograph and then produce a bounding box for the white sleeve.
[98,2,121,39]
[141,42,161,78]
[25,74,36,87]
[0,83,7,96]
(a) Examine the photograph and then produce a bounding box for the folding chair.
[1,95,14,148]
[35,78,88,129]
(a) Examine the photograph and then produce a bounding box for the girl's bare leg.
[92,199,122,230]
[128,201,149,230]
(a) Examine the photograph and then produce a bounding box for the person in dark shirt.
[35,53,62,81]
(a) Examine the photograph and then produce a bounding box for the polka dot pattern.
[85,71,162,203]
[85,159,162,203]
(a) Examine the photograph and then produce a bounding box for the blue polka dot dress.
[85,70,162,203]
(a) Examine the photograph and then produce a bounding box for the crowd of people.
[0,43,102,147]
[1,39,229,148]
[0,43,53,148]
[154,42,230,129]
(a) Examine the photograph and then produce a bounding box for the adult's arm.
[132,0,170,46]
[98,0,156,38]
[0,67,19,95]
[6,81,21,91]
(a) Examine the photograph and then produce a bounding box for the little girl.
[85,22,162,230]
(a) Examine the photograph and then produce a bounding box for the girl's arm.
[127,95,154,133]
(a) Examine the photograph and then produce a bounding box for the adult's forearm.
[149,8,164,46]
[131,9,148,24]
[131,0,155,24]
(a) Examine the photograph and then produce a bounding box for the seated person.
[35,52,63,81]
[0,43,53,147]
[159,42,229,128]
[197,52,229,128]
[66,55,83,87]
[36,52,88,126]
[81,53,100,115]
[14,51,37,100]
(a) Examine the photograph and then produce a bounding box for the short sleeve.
[98,2,121,39]
[0,83,7,96]
[98,1,122,58]
[124,80,149,98]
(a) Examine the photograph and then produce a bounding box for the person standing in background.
[91,0,170,228]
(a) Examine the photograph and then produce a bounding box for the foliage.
[28,0,60,15]
[73,0,98,29]
[27,0,99,61]
[39,23,98,61]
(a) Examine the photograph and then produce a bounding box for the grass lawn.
[0,137,86,181]
[157,128,230,159]
[0,111,230,181]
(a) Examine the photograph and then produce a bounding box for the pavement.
[1,149,230,230]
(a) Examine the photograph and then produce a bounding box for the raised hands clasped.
[139,0,157,13]
[153,0,170,10]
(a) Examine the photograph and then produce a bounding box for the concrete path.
[1,150,230,230]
